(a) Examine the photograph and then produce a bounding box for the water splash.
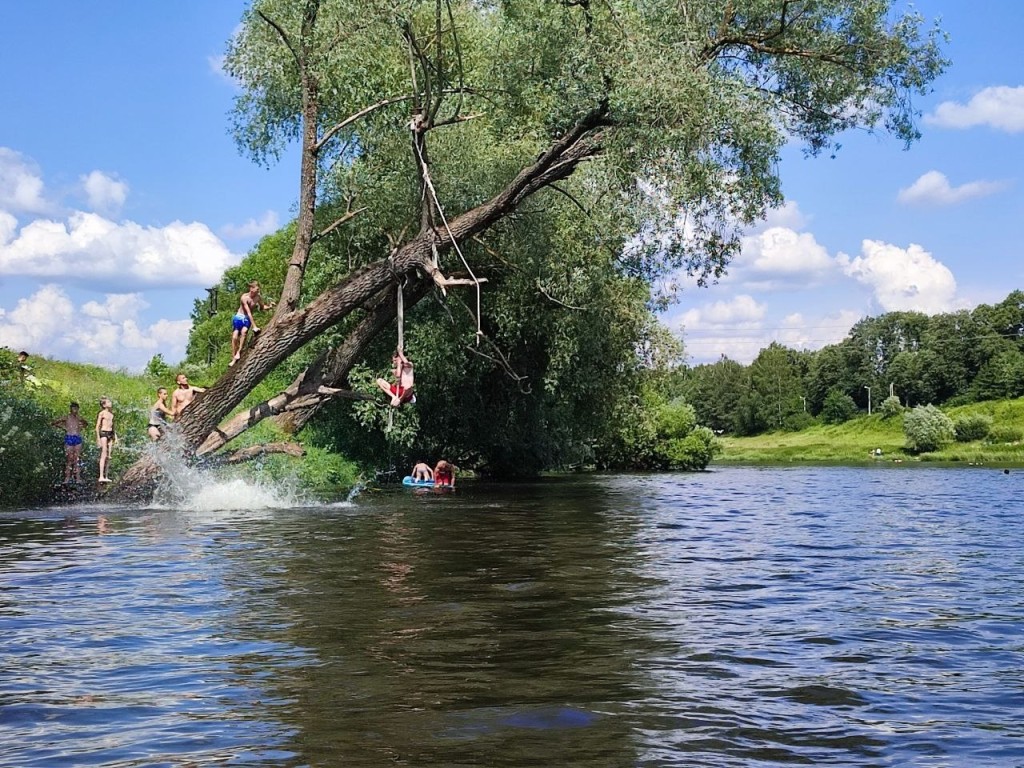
[144,430,304,512]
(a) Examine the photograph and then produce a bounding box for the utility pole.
[800,395,807,412]
[864,385,872,415]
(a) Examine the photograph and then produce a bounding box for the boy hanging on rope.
[376,349,415,407]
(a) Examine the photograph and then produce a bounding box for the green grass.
[17,356,362,496]
[718,398,1024,465]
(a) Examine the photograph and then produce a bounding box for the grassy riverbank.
[718,397,1024,465]
[4,357,360,504]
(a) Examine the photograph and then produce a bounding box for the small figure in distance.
[51,401,86,485]
[95,397,116,484]
[411,461,433,482]
[230,280,275,366]
[433,460,455,488]
[171,373,205,420]
[147,387,173,441]
[376,348,415,407]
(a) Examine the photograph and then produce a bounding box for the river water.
[1,465,1022,767]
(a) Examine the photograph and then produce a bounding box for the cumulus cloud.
[0,148,50,214]
[926,85,1024,133]
[81,170,129,214]
[0,285,191,370]
[679,302,864,364]
[221,210,280,240]
[897,170,1006,206]
[0,211,241,289]
[838,240,957,314]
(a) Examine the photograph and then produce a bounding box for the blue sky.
[1,2,1022,370]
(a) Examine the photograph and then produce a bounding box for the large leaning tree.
[116,0,946,496]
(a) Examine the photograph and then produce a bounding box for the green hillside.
[718,398,1024,464]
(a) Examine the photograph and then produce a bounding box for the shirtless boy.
[51,402,85,484]
[230,281,275,366]
[95,398,116,483]
[171,373,205,419]
[411,461,433,482]
[375,349,415,407]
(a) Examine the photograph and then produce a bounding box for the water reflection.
[1,467,1023,766]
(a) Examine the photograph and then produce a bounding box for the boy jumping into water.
[376,349,415,407]
[230,281,275,366]
[51,402,85,484]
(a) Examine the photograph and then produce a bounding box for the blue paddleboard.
[402,476,434,487]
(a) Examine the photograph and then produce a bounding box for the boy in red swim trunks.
[376,349,415,407]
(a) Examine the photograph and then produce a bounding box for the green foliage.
[821,390,858,424]
[145,354,171,379]
[903,404,955,453]
[953,414,992,443]
[0,390,64,507]
[879,394,903,419]
[783,411,816,432]
[987,425,1023,445]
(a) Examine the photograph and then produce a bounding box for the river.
[1,465,1022,767]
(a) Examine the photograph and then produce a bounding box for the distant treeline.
[674,290,1024,436]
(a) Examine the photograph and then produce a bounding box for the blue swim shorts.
[64,434,83,447]
[232,313,252,331]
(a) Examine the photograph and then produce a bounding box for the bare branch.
[316,95,417,153]
[312,206,366,243]
[257,10,300,67]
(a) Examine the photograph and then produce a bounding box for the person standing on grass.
[51,402,85,485]
[95,397,116,484]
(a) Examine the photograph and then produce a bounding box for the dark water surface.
[1,466,1022,767]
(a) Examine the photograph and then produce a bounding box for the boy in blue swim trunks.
[229,281,275,366]
[51,402,85,484]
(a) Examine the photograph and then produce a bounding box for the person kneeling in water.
[433,460,455,488]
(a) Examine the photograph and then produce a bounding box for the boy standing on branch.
[230,281,275,366]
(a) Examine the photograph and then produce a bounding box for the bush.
[0,391,65,507]
[903,404,955,453]
[987,425,1024,444]
[782,411,816,432]
[820,390,857,424]
[661,426,719,470]
[879,394,903,419]
[953,414,992,442]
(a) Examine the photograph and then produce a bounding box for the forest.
[677,290,1024,436]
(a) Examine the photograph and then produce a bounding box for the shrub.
[953,414,992,442]
[661,426,719,470]
[782,411,816,432]
[0,391,65,507]
[879,394,903,419]
[987,425,1024,444]
[903,404,955,453]
[820,390,857,424]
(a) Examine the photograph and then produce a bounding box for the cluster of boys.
[44,281,452,487]
[410,460,456,487]
[49,372,204,486]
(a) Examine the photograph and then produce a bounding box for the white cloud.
[926,85,1024,133]
[0,211,241,289]
[81,170,129,214]
[680,294,767,330]
[679,304,865,364]
[897,170,1006,206]
[0,285,192,370]
[0,148,50,214]
[838,240,957,314]
[221,210,280,240]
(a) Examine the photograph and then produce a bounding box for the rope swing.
[413,132,486,345]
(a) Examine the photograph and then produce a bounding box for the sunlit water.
[1,465,1022,767]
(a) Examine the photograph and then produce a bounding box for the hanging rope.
[413,135,484,345]
[396,276,405,353]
